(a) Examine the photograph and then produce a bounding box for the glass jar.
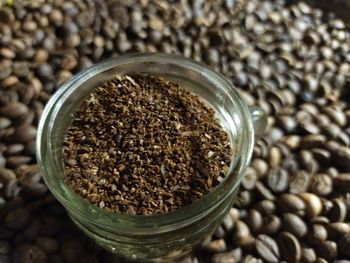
[36,53,266,262]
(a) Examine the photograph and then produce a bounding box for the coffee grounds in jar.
[63,74,232,215]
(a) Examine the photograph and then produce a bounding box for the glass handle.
[248,106,267,139]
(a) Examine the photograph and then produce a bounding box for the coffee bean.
[280,135,301,150]
[338,233,350,258]
[315,258,328,263]
[214,226,226,239]
[61,239,84,262]
[255,234,280,263]
[36,237,59,254]
[310,224,328,242]
[22,220,41,241]
[6,156,32,168]
[268,147,281,168]
[299,192,323,218]
[310,173,333,196]
[334,146,350,170]
[242,167,257,190]
[255,200,276,215]
[334,173,350,192]
[245,209,263,233]
[236,191,253,208]
[251,158,268,178]
[277,193,306,213]
[315,240,337,261]
[324,107,347,127]
[260,215,281,234]
[0,118,11,130]
[4,144,24,156]
[242,255,263,263]
[329,199,347,222]
[0,240,10,254]
[233,221,253,246]
[278,232,301,263]
[0,102,29,120]
[0,168,16,183]
[266,167,289,193]
[205,239,227,253]
[4,208,30,230]
[282,213,308,238]
[255,182,276,201]
[211,251,238,263]
[302,247,317,263]
[12,243,47,263]
[311,148,331,164]
[289,170,311,194]
[11,124,36,144]
[327,222,350,240]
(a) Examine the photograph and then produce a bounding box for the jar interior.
[38,54,252,228]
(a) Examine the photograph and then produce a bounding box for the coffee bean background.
[1,0,350,262]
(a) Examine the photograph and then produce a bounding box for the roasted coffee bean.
[205,239,227,253]
[266,167,289,193]
[277,193,306,213]
[4,208,30,230]
[211,251,238,263]
[299,192,323,218]
[0,102,29,120]
[310,224,328,242]
[338,234,350,258]
[11,125,36,144]
[289,170,311,194]
[268,147,281,168]
[334,173,350,192]
[315,240,337,261]
[222,213,235,232]
[245,209,263,233]
[278,232,301,263]
[35,237,59,254]
[214,226,226,239]
[260,215,281,234]
[236,191,253,207]
[233,221,253,246]
[255,234,280,263]
[12,243,47,263]
[0,168,16,183]
[255,182,276,201]
[329,199,347,222]
[6,156,32,168]
[302,247,317,263]
[282,213,308,238]
[3,144,24,156]
[0,118,11,130]
[250,158,268,178]
[310,173,333,196]
[242,255,263,263]
[242,167,257,190]
[300,134,327,149]
[315,258,328,263]
[255,200,276,215]
[327,222,350,240]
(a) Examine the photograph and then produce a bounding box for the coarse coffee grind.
[63,74,232,215]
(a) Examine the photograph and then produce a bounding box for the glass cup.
[37,53,267,262]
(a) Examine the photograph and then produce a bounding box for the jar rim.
[36,53,255,231]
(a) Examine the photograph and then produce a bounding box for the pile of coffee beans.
[0,0,350,262]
